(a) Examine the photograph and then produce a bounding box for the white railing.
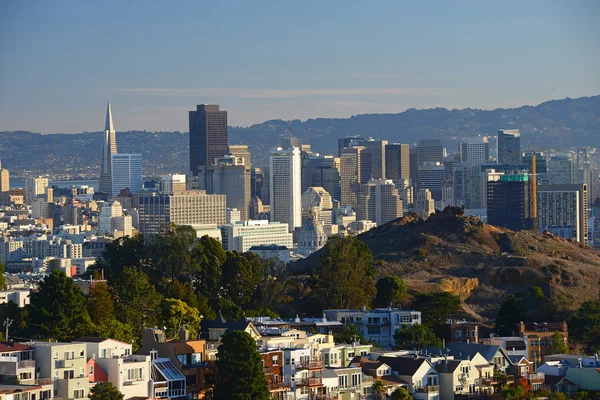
[0,356,18,363]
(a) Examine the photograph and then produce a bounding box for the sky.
[0,0,599,133]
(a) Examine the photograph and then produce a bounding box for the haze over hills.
[1,95,599,179]
[291,207,600,325]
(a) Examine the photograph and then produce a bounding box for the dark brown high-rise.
[189,104,228,176]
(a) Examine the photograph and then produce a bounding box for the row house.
[378,356,440,400]
[260,350,287,399]
[321,343,372,368]
[516,321,568,364]
[349,357,407,396]
[435,359,480,400]
[0,342,36,385]
[282,348,324,400]
[0,382,54,400]
[444,319,479,344]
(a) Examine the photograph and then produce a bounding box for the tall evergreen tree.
[495,294,528,336]
[0,261,6,290]
[308,236,376,310]
[28,270,92,341]
[412,292,461,329]
[87,282,114,326]
[374,275,406,307]
[214,330,269,400]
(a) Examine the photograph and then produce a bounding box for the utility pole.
[3,318,13,342]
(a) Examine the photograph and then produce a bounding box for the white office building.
[270,147,302,231]
[460,137,490,165]
[111,153,143,198]
[25,176,48,205]
[220,220,294,253]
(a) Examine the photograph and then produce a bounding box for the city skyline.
[1,1,599,133]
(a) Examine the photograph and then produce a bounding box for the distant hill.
[1,95,599,178]
[291,208,600,324]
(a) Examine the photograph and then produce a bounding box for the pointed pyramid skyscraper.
[99,102,118,194]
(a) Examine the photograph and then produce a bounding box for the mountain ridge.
[1,95,599,178]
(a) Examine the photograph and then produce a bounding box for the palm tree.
[372,379,387,400]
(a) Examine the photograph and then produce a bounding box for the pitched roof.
[0,342,33,352]
[378,356,431,376]
[435,360,462,373]
[545,375,576,386]
[447,343,508,363]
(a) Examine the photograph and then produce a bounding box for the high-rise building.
[548,155,577,185]
[416,139,444,167]
[356,179,403,226]
[227,145,251,166]
[226,208,241,224]
[338,136,365,157]
[417,162,446,205]
[111,153,143,198]
[487,174,535,231]
[364,139,388,179]
[340,146,370,207]
[99,102,118,194]
[198,155,251,220]
[460,137,490,165]
[138,191,226,236]
[537,184,588,243]
[496,129,521,165]
[579,164,599,205]
[99,201,124,235]
[415,189,435,219]
[189,104,228,176]
[159,174,187,193]
[301,187,334,228]
[31,198,51,219]
[269,147,302,231]
[302,154,341,201]
[0,160,9,192]
[385,143,410,183]
[25,177,48,205]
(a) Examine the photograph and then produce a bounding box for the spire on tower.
[105,102,114,132]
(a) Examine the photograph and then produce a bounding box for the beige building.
[416,189,435,219]
[31,341,89,400]
[159,174,187,193]
[537,184,588,243]
[270,147,302,231]
[356,179,403,226]
[198,155,251,220]
[0,160,9,192]
[227,145,251,166]
[138,190,226,236]
[25,177,48,205]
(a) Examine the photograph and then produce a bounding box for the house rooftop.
[0,342,32,352]
[378,356,430,376]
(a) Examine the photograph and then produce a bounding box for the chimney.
[180,326,189,341]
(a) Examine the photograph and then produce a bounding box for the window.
[351,373,360,387]
[79,350,85,358]
[367,327,381,335]
[347,352,354,359]
[286,358,290,366]
[456,330,462,338]
[80,367,85,377]
[273,356,279,366]
[73,390,85,399]
[89,365,94,375]
[339,375,348,388]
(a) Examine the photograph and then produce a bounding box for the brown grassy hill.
[293,207,600,324]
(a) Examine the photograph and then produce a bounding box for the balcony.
[268,381,288,391]
[296,377,323,387]
[416,385,439,393]
[18,360,35,369]
[264,366,275,375]
[296,360,324,370]
[527,373,544,383]
[481,375,514,386]
[35,378,52,386]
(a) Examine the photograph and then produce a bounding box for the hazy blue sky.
[1,0,599,133]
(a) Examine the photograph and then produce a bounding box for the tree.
[495,294,528,336]
[112,267,163,345]
[0,261,6,290]
[87,282,114,326]
[570,300,600,353]
[374,275,406,307]
[334,323,368,345]
[191,236,226,300]
[393,324,442,350]
[161,298,201,340]
[215,330,269,400]
[412,292,461,329]
[218,298,245,322]
[391,387,411,400]
[371,379,387,400]
[150,224,198,283]
[94,235,148,280]
[28,270,92,341]
[92,319,136,351]
[308,236,376,310]
[220,251,263,307]
[89,382,124,400]
[546,331,568,355]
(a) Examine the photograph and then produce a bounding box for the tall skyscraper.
[99,102,118,194]
[416,139,444,166]
[356,179,403,226]
[537,184,588,243]
[385,144,410,183]
[0,160,9,192]
[25,176,48,205]
[496,129,521,165]
[302,154,341,201]
[487,174,535,231]
[548,155,577,185]
[579,163,599,205]
[198,155,252,220]
[415,189,435,219]
[417,162,446,205]
[338,136,365,157]
[270,147,302,231]
[189,104,228,176]
[460,137,490,165]
[111,154,143,198]
[364,139,388,179]
[340,146,370,207]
